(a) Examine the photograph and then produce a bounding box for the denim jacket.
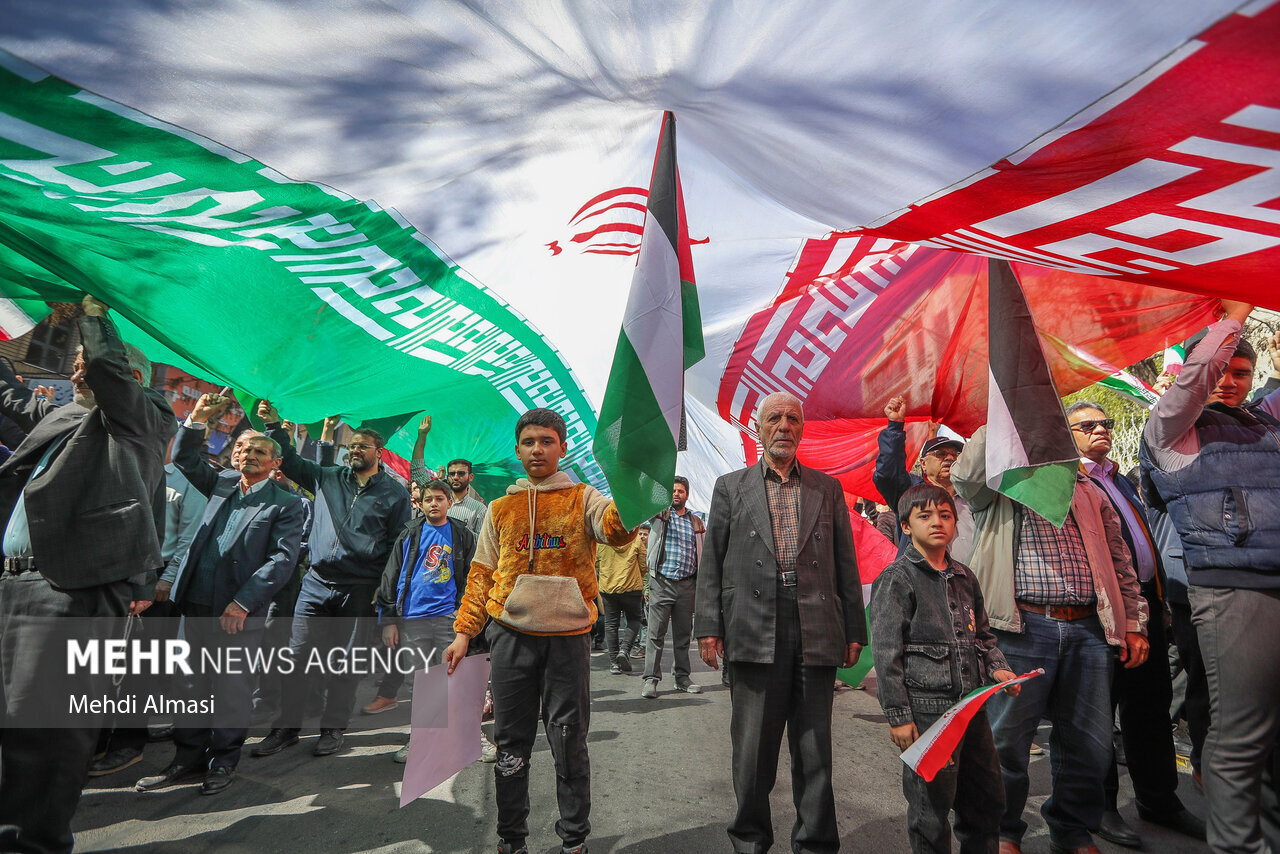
[869,544,1010,727]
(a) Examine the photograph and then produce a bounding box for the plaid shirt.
[656,509,699,580]
[1014,508,1096,605]
[762,458,802,574]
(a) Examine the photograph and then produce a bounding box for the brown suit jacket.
[695,461,866,666]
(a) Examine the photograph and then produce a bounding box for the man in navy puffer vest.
[1141,299,1280,854]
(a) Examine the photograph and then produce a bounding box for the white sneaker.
[481,735,498,762]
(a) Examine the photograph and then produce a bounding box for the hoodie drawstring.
[527,483,536,572]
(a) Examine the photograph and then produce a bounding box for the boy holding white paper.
[444,408,634,854]
[870,483,1019,854]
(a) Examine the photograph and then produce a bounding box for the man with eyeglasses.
[250,401,412,760]
[953,414,1148,854]
[1141,300,1280,854]
[1066,401,1205,847]
[875,396,974,561]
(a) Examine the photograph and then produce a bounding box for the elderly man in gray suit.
[0,295,174,854]
[697,392,866,854]
[137,392,306,796]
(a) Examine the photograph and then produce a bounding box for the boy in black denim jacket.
[870,483,1019,854]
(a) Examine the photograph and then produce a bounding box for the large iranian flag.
[593,112,704,529]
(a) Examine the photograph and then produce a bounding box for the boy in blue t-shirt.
[375,479,477,760]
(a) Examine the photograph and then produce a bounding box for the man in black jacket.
[0,295,174,854]
[252,400,412,759]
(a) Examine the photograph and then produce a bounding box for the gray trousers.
[643,573,695,684]
[728,584,838,854]
[1191,585,1280,854]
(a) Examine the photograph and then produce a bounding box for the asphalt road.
[71,642,1209,854]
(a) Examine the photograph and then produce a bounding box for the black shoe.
[1136,806,1206,841]
[1097,810,1142,848]
[313,729,344,756]
[615,652,632,673]
[251,728,300,757]
[136,761,203,792]
[88,747,144,777]
[147,725,175,742]
[200,766,234,795]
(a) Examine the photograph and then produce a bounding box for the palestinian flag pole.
[593,111,704,529]
[985,259,1079,528]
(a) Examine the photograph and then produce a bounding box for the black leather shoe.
[313,729,344,756]
[1136,806,1207,841]
[1097,810,1142,848]
[200,766,234,795]
[250,728,300,757]
[89,747,144,777]
[147,725,175,741]
[136,761,203,792]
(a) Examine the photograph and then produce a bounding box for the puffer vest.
[1143,402,1280,589]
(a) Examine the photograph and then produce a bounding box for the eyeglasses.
[1070,419,1115,433]
[447,470,469,477]
[344,442,378,451]
[926,449,959,461]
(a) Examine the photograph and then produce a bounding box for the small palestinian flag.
[984,259,1079,528]
[593,111,704,528]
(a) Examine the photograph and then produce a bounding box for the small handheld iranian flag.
[900,668,1044,782]
[984,259,1079,528]
[593,112,704,528]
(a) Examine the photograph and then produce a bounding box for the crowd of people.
[0,295,1275,854]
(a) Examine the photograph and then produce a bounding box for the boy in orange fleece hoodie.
[445,408,634,854]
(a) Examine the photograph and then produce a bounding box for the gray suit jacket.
[170,424,306,622]
[696,461,866,666]
[0,315,174,591]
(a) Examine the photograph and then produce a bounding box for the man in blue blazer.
[138,393,305,795]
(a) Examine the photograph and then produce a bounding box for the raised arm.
[259,399,321,492]
[409,414,432,485]
[1146,301,1253,452]
[873,397,915,515]
[79,295,171,439]
[951,424,997,510]
[173,393,231,497]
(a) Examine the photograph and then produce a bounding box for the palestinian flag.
[1162,344,1187,377]
[593,111,704,529]
[1097,369,1158,409]
[901,669,1044,782]
[985,259,1079,528]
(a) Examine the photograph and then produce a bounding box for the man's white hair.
[756,391,805,421]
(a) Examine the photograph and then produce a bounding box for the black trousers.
[273,572,376,731]
[728,584,839,854]
[487,621,591,848]
[1169,599,1209,773]
[173,604,262,771]
[1105,581,1183,815]
[903,709,1004,854]
[0,570,130,854]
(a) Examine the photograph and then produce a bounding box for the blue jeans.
[989,612,1113,849]
[274,571,377,731]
